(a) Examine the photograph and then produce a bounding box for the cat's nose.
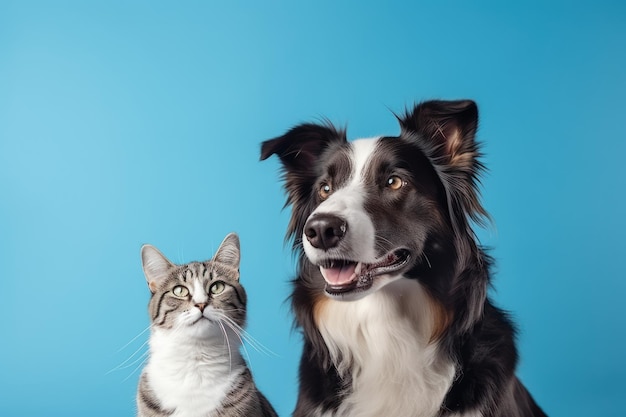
[195,303,207,312]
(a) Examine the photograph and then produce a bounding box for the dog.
[261,100,547,417]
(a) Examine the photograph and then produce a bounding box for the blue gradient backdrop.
[1,1,624,416]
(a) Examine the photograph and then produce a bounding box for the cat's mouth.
[318,249,411,296]
[192,316,211,325]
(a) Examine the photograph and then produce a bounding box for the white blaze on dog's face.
[302,138,378,264]
[301,137,445,301]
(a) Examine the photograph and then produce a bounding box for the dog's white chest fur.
[315,279,457,417]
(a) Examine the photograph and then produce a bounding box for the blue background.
[1,1,624,416]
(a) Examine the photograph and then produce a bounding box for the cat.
[136,233,278,417]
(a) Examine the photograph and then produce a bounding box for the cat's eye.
[172,285,189,298]
[386,175,405,191]
[210,281,226,295]
[319,182,332,200]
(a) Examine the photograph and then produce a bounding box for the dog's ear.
[260,122,346,171]
[399,100,478,170]
[261,122,346,243]
[399,100,489,230]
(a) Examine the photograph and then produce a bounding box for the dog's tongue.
[320,263,357,286]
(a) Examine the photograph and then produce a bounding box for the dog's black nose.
[304,214,347,250]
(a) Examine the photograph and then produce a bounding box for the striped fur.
[136,233,277,417]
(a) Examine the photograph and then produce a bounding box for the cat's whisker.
[239,330,278,357]
[212,312,243,342]
[107,339,150,375]
[174,321,193,339]
[210,312,249,363]
[123,355,149,383]
[240,337,253,371]
[219,307,246,313]
[115,324,153,353]
[219,318,253,369]
[219,315,278,357]
[217,319,233,375]
[110,350,149,374]
[221,318,265,355]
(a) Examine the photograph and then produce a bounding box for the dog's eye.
[319,182,332,199]
[172,285,189,298]
[386,176,405,190]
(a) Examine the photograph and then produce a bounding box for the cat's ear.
[141,245,175,293]
[213,233,241,271]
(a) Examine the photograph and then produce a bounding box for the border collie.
[261,100,546,417]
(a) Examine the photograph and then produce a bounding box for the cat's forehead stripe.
[178,263,209,282]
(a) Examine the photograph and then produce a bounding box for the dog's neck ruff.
[314,278,456,417]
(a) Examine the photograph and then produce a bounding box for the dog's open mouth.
[318,249,411,295]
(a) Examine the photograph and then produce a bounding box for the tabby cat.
[137,233,277,417]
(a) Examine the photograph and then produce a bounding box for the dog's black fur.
[261,100,546,417]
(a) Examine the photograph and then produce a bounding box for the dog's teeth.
[355,262,362,275]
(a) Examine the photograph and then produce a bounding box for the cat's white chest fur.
[145,328,244,416]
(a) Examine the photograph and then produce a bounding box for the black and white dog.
[261,100,546,417]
